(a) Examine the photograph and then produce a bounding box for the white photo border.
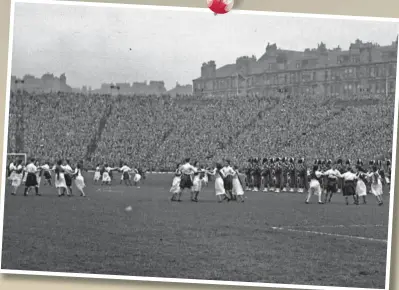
[0,1,398,290]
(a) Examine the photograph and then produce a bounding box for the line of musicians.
[244,157,391,194]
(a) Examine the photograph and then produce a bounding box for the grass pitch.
[1,173,390,289]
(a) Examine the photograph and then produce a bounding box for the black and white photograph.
[1,1,398,290]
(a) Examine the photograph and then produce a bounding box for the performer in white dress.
[93,165,101,184]
[170,163,182,202]
[8,160,16,185]
[355,165,368,204]
[73,163,86,197]
[208,163,229,202]
[34,161,42,189]
[101,164,115,185]
[10,160,23,196]
[367,165,384,206]
[191,161,201,202]
[305,165,324,204]
[232,166,245,202]
[63,160,74,195]
[41,162,52,186]
[202,165,209,187]
[22,165,27,185]
[221,159,235,200]
[55,159,70,197]
[133,167,142,188]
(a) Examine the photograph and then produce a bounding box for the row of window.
[195,63,397,91]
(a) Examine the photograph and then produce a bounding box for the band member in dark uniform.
[245,159,253,191]
[281,157,289,192]
[261,158,271,192]
[252,159,262,192]
[297,158,307,193]
[274,158,283,193]
[288,157,296,192]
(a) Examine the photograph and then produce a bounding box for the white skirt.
[55,173,67,188]
[102,172,111,182]
[192,175,202,192]
[371,182,383,196]
[309,180,321,196]
[356,180,367,197]
[75,175,86,191]
[170,176,181,193]
[94,171,101,181]
[202,174,209,184]
[8,171,16,181]
[232,177,244,196]
[134,174,141,182]
[36,175,41,188]
[215,176,225,196]
[11,174,22,187]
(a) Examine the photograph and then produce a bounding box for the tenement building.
[192,39,398,97]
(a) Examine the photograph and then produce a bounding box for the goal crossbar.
[7,153,27,165]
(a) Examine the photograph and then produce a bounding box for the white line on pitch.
[271,227,387,243]
[285,224,385,229]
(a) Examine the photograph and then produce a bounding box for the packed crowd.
[7,90,394,171]
[8,91,112,163]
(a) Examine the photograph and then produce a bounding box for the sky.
[10,1,399,90]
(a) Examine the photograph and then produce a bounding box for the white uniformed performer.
[367,165,384,206]
[221,160,235,200]
[132,167,142,188]
[202,166,210,187]
[63,160,74,195]
[355,165,368,204]
[23,158,40,196]
[176,158,196,201]
[22,164,28,185]
[55,159,70,197]
[191,161,202,202]
[73,163,86,197]
[208,163,229,202]
[34,161,42,189]
[10,160,23,196]
[120,163,133,186]
[8,160,16,184]
[41,162,52,186]
[338,168,358,205]
[305,165,323,204]
[232,165,245,202]
[93,165,101,184]
[101,164,115,185]
[170,163,182,201]
[323,163,340,203]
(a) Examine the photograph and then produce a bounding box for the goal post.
[7,153,27,166]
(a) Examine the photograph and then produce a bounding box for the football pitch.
[1,173,390,289]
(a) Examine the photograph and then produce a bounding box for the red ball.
[207,0,234,15]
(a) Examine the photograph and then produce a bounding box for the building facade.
[192,39,398,97]
[11,73,72,93]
